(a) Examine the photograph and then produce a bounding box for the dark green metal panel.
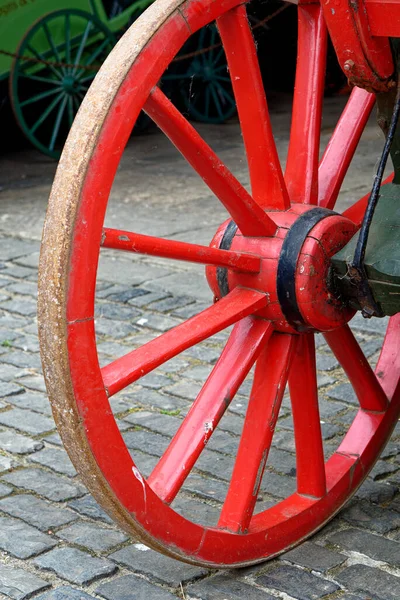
[332,183,400,316]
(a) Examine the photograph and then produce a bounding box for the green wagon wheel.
[10,9,115,159]
[167,24,236,124]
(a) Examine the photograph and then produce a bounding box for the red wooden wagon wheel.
[38,0,400,567]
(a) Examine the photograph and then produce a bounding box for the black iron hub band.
[217,220,238,297]
[276,207,337,331]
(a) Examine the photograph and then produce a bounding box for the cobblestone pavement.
[0,95,399,600]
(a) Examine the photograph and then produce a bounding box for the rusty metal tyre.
[39,0,400,568]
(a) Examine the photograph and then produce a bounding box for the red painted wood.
[101,227,261,273]
[218,333,296,533]
[289,334,326,498]
[56,0,400,566]
[318,87,375,210]
[365,0,400,36]
[321,0,393,92]
[102,288,267,396]
[148,317,272,503]
[217,5,289,211]
[324,325,388,412]
[375,313,400,399]
[144,87,277,237]
[285,4,327,205]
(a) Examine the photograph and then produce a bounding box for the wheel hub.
[206,205,358,333]
[62,75,78,94]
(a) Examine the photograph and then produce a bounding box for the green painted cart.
[0,0,236,158]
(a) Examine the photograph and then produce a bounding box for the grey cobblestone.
[56,521,128,552]
[0,408,54,435]
[35,587,96,600]
[187,575,276,599]
[256,565,339,599]
[96,575,179,600]
[282,541,346,572]
[336,564,400,600]
[28,447,77,477]
[0,563,50,599]
[109,544,208,587]
[2,468,85,501]
[328,527,400,565]
[0,494,78,531]
[5,391,52,416]
[34,547,117,585]
[67,495,114,525]
[0,515,57,558]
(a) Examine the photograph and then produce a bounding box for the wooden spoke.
[285,4,327,205]
[148,317,272,503]
[101,287,267,397]
[324,325,388,412]
[289,334,326,498]
[101,228,261,273]
[144,87,277,237]
[218,333,296,533]
[319,87,375,210]
[217,5,289,210]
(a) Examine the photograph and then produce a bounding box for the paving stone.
[5,281,37,297]
[1,298,37,317]
[0,494,78,531]
[123,429,169,457]
[340,500,400,533]
[354,479,398,504]
[329,527,400,565]
[0,363,30,381]
[185,345,220,363]
[42,432,63,447]
[316,353,339,371]
[2,468,85,501]
[5,391,52,415]
[0,455,15,472]
[0,482,12,497]
[336,564,400,600]
[68,494,114,524]
[171,494,219,527]
[149,294,195,312]
[18,375,47,393]
[109,544,208,587]
[158,355,190,373]
[0,381,24,396]
[96,575,178,600]
[96,302,141,322]
[95,318,137,339]
[128,290,169,307]
[1,350,42,369]
[327,383,358,405]
[187,574,275,599]
[256,565,339,599]
[282,541,346,572]
[57,521,128,552]
[165,380,200,401]
[29,447,76,477]
[0,238,39,261]
[105,286,150,303]
[184,364,213,381]
[139,372,172,390]
[135,313,182,332]
[35,587,97,600]
[0,564,50,599]
[261,470,297,498]
[125,389,189,412]
[0,408,54,435]
[124,410,181,436]
[184,473,227,503]
[34,547,117,585]
[0,515,57,558]
[350,313,389,334]
[370,460,399,480]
